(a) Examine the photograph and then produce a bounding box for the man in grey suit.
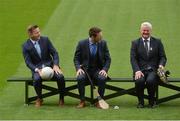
[74,27,111,108]
[130,22,167,108]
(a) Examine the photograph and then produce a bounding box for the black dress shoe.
[148,103,158,108]
[148,100,158,108]
[137,103,144,108]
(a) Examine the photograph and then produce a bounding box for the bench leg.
[156,82,180,104]
[155,85,159,104]
[90,85,94,104]
[25,81,29,105]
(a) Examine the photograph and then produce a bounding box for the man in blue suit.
[22,25,65,107]
[74,27,111,108]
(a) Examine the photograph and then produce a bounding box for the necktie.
[34,41,41,58]
[144,40,149,56]
[91,43,97,56]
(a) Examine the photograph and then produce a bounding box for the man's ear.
[28,31,33,37]
[28,31,31,35]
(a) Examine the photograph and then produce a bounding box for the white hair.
[141,22,152,30]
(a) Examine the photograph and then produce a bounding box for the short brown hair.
[27,25,39,33]
[89,27,102,37]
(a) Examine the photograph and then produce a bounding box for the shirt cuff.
[35,68,39,72]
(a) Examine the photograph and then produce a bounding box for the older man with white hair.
[130,22,167,108]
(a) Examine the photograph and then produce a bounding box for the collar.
[142,37,150,42]
[89,38,98,45]
[30,38,40,45]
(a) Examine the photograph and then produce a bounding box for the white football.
[41,67,54,80]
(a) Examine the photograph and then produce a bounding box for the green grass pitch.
[0,0,180,120]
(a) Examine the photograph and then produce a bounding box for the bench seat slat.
[7,77,180,82]
[7,77,76,82]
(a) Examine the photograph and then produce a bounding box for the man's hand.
[76,69,85,76]
[99,70,107,77]
[135,71,144,80]
[159,65,164,69]
[36,68,42,77]
[53,65,63,75]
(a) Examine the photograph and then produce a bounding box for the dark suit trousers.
[135,71,158,105]
[33,72,65,100]
[76,70,107,101]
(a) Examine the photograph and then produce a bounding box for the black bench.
[7,77,180,105]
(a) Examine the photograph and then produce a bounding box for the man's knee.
[97,75,107,85]
[33,73,42,86]
[55,73,64,81]
[146,78,157,85]
[146,72,158,85]
[98,74,107,81]
[33,73,41,81]
[135,77,145,85]
[77,74,86,82]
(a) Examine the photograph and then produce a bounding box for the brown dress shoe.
[76,101,85,108]
[95,102,101,109]
[35,98,43,107]
[59,99,64,106]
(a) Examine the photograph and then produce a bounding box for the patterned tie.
[144,40,149,56]
[34,41,41,58]
[91,43,97,56]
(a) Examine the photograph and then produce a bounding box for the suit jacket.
[74,38,111,72]
[22,36,59,72]
[130,36,167,73]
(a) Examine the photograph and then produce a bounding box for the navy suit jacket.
[130,36,167,73]
[22,36,59,72]
[74,39,111,72]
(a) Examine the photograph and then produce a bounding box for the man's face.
[29,28,41,40]
[140,26,151,39]
[94,32,102,42]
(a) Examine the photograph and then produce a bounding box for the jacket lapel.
[148,37,154,58]
[98,41,102,60]
[85,39,90,60]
